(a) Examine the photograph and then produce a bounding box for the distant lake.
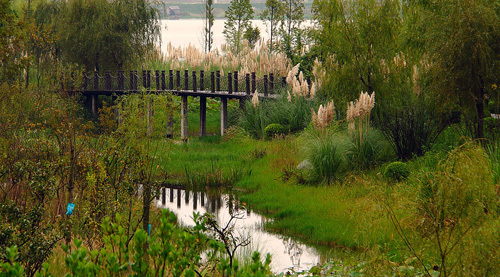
[159,19,312,52]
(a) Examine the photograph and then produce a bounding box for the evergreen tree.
[223,0,253,54]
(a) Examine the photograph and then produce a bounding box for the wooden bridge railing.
[79,70,289,96]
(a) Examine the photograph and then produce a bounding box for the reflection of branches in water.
[203,210,250,268]
[283,237,303,270]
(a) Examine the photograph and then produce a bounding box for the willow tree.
[56,0,160,71]
[223,0,253,54]
[425,0,500,139]
[312,0,401,106]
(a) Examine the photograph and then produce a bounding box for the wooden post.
[169,70,174,90]
[129,71,135,91]
[92,71,99,117]
[118,71,124,90]
[181,95,188,141]
[192,71,197,92]
[105,71,111,90]
[220,97,228,136]
[82,72,88,91]
[216,71,221,91]
[200,70,205,91]
[161,70,166,90]
[211,72,215,93]
[193,191,198,210]
[199,96,206,137]
[167,116,173,139]
[234,71,238,92]
[184,70,189,90]
[134,71,138,90]
[147,70,151,88]
[91,93,97,118]
[176,70,181,91]
[251,72,256,93]
[264,74,268,96]
[155,70,160,90]
[245,74,250,95]
[177,188,181,208]
[269,73,274,94]
[93,71,99,90]
[228,72,232,94]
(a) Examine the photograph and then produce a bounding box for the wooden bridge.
[72,69,300,139]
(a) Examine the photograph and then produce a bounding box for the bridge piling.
[181,95,188,141]
[220,97,228,136]
[200,96,207,137]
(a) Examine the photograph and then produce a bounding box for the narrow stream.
[156,187,326,274]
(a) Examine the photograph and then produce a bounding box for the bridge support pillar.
[181,95,188,141]
[220,97,228,136]
[166,116,173,139]
[199,96,207,137]
[91,95,98,117]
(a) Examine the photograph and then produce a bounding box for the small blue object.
[66,203,75,215]
[148,224,151,236]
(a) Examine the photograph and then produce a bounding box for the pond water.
[156,187,326,274]
[159,19,313,52]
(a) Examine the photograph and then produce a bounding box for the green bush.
[484,117,500,142]
[238,90,315,139]
[264,123,286,139]
[489,101,500,114]
[305,133,348,185]
[384,161,410,182]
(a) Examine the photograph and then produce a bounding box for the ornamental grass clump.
[346,91,375,140]
[311,100,335,130]
[346,92,380,169]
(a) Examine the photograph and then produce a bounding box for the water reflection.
[156,186,322,274]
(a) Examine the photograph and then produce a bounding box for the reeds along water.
[149,40,292,78]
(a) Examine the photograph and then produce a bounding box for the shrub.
[264,123,286,139]
[238,90,315,139]
[484,117,500,142]
[384,161,410,182]
[489,101,500,114]
[305,133,348,185]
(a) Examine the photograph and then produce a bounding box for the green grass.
[160,132,399,248]
[237,145,397,248]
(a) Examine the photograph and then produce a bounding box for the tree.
[56,0,160,72]
[223,0,253,54]
[0,0,28,85]
[260,0,285,52]
[424,0,500,140]
[277,0,305,59]
[204,0,214,53]
[243,25,261,49]
[311,0,401,107]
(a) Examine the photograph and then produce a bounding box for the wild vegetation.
[2,0,500,276]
